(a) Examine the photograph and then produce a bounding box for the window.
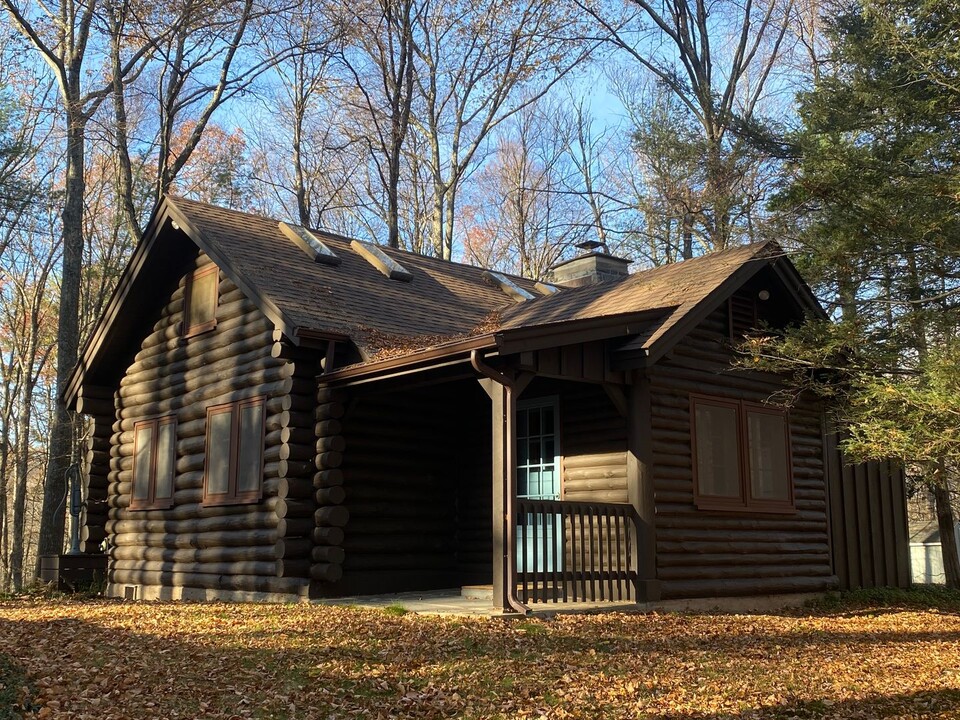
[182,265,219,337]
[203,397,264,506]
[691,394,794,513]
[131,416,176,510]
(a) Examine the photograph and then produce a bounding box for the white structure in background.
[910,522,960,584]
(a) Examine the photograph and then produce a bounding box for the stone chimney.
[548,240,631,288]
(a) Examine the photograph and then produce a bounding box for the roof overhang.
[319,309,667,388]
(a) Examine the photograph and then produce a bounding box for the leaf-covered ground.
[0,592,959,719]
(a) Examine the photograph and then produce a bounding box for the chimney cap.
[576,239,606,253]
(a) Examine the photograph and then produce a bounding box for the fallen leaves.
[0,598,958,718]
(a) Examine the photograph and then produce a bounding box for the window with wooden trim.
[690,394,794,513]
[131,416,176,510]
[203,397,265,506]
[182,265,219,337]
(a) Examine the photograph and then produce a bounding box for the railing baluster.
[615,512,625,600]
[569,506,577,602]
[578,510,587,601]
[605,513,614,602]
[519,501,528,603]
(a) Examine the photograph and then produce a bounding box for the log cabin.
[63,196,910,609]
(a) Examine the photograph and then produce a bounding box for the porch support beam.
[627,370,661,602]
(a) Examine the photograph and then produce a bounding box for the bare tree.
[462,102,587,279]
[1,0,158,567]
[580,0,794,254]
[334,0,419,249]
[413,0,594,259]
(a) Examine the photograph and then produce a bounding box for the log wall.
[105,251,317,598]
[318,381,490,596]
[648,302,836,599]
[79,398,114,553]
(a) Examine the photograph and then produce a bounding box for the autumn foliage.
[0,596,959,719]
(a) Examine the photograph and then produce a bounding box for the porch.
[321,342,660,612]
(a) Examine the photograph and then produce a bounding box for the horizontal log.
[657,560,830,581]
[313,527,345,546]
[315,402,345,421]
[111,545,277,564]
[316,388,347,404]
[277,459,315,479]
[313,470,344,488]
[316,436,346,453]
[315,506,349,527]
[314,451,343,471]
[661,573,837,600]
[562,452,626,470]
[106,511,277,535]
[111,559,277,576]
[277,518,315,537]
[108,568,305,595]
[80,526,107,543]
[314,419,343,437]
[657,552,830,568]
[310,563,343,583]
[315,486,346,505]
[311,546,345,564]
[345,535,451,553]
[277,478,315,500]
[276,499,315,519]
[266,409,316,432]
[562,489,628,503]
[276,559,311,578]
[77,396,116,417]
[275,538,313,558]
[112,528,278,549]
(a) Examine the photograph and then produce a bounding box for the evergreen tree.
[757,0,960,586]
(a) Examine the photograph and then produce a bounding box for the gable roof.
[66,196,824,404]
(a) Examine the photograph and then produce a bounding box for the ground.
[0,590,959,719]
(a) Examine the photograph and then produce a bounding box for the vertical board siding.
[104,251,311,596]
[824,430,910,590]
[649,304,836,599]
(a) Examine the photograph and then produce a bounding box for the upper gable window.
[183,265,219,337]
[691,394,794,514]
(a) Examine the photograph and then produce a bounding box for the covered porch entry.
[321,341,658,612]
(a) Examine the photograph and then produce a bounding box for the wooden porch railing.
[515,498,639,604]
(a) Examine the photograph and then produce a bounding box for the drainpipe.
[471,349,530,616]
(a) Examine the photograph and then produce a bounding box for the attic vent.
[483,270,536,302]
[278,222,341,266]
[350,240,413,282]
[534,281,560,296]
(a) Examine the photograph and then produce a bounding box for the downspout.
[470,349,530,615]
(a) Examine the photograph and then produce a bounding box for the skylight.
[278,222,341,266]
[483,271,536,302]
[350,240,413,282]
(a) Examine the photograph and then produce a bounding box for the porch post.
[627,370,661,602]
[479,378,516,612]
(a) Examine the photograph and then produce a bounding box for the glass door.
[516,397,562,572]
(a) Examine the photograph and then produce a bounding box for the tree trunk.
[36,106,85,569]
[9,379,33,590]
[933,479,960,589]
